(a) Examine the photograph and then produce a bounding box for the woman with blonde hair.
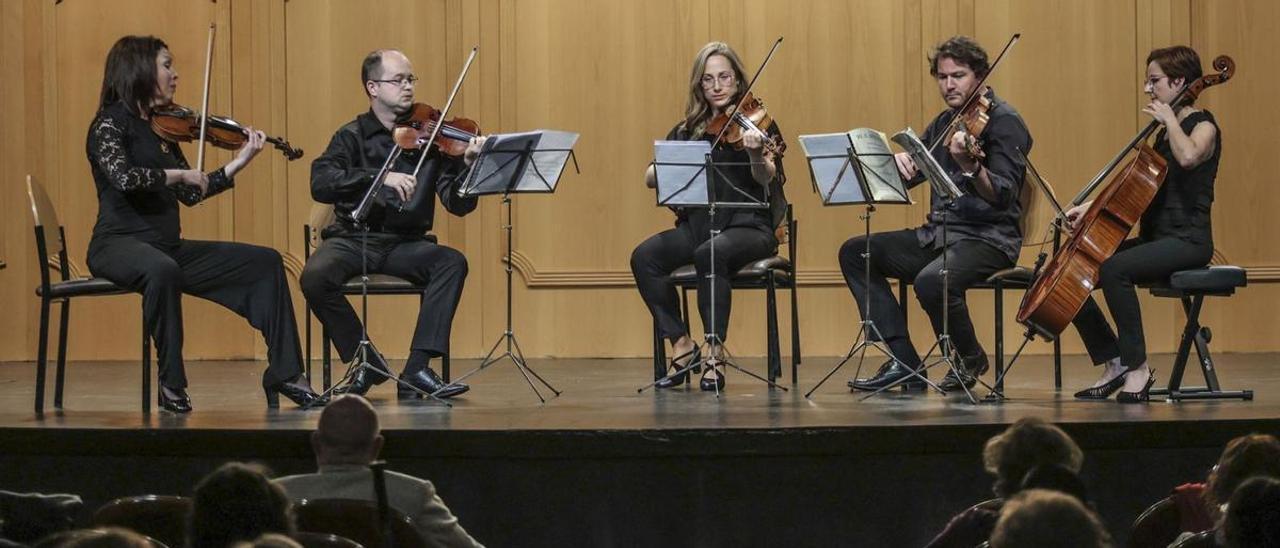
[631,42,788,392]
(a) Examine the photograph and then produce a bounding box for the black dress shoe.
[656,346,701,389]
[398,368,469,399]
[1073,370,1129,400]
[699,363,725,392]
[335,347,393,396]
[850,362,926,392]
[1116,369,1157,404]
[158,386,192,414]
[939,354,990,392]
[266,376,326,408]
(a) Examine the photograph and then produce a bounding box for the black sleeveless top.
[1139,110,1219,246]
[664,120,788,239]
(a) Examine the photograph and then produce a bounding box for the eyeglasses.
[1143,75,1168,88]
[371,75,419,88]
[700,73,736,89]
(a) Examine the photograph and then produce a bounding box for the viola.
[150,104,303,161]
[705,92,786,155]
[391,102,480,157]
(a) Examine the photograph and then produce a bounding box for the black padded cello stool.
[1144,266,1253,402]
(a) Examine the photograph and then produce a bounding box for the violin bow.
[195,23,215,172]
[411,46,479,177]
[709,36,783,150]
[927,33,1020,153]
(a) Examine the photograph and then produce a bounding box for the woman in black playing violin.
[631,41,788,392]
[1067,46,1223,403]
[86,36,321,413]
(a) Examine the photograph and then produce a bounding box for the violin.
[151,104,303,161]
[705,92,786,155]
[929,34,1020,159]
[390,102,480,157]
[955,91,993,159]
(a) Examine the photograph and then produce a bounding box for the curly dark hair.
[1205,433,1280,509]
[929,36,990,78]
[187,462,295,548]
[983,417,1084,499]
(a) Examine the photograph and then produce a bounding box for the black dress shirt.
[311,110,477,238]
[911,89,1033,262]
[86,101,233,247]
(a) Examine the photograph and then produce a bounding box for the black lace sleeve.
[167,144,234,206]
[88,114,166,194]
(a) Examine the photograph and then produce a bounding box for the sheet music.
[461,130,579,195]
[891,127,963,200]
[848,128,912,202]
[653,140,710,206]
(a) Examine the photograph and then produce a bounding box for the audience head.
[1206,434,1280,510]
[1222,476,1280,548]
[1019,463,1090,505]
[989,489,1113,548]
[983,418,1084,498]
[188,462,294,548]
[33,527,154,548]
[312,395,384,466]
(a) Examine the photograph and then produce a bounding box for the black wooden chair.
[302,204,449,389]
[26,175,150,414]
[92,495,191,548]
[652,205,800,384]
[1143,259,1252,402]
[295,498,426,548]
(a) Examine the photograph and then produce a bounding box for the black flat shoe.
[1116,369,1157,404]
[849,362,926,392]
[939,354,990,392]
[1074,370,1129,400]
[266,376,325,408]
[656,346,702,389]
[398,368,469,399]
[158,386,192,414]
[699,363,725,392]
[334,346,393,396]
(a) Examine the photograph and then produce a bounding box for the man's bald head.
[312,395,383,465]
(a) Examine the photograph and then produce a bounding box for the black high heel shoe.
[1073,370,1129,400]
[265,376,326,408]
[656,346,701,389]
[1116,369,1157,404]
[158,386,192,414]
[699,362,725,392]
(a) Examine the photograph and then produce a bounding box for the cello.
[1016,55,1235,338]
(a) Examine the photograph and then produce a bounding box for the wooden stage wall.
[2,0,1277,362]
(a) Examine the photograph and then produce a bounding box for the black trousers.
[839,229,1011,366]
[300,233,467,373]
[1071,236,1212,369]
[630,222,777,344]
[86,236,304,389]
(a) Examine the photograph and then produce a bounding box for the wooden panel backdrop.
[1,0,1276,363]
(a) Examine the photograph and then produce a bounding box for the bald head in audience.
[312,395,384,466]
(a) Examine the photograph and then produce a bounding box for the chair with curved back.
[91,495,191,548]
[1129,496,1186,548]
[292,531,363,548]
[26,175,150,414]
[294,498,426,548]
[302,203,450,389]
[652,204,801,384]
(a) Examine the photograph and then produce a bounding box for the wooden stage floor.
[0,352,1276,432]
[1,353,1276,547]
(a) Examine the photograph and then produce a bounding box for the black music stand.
[449,130,580,403]
[308,145,451,408]
[636,140,788,396]
[856,128,977,403]
[794,130,923,397]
